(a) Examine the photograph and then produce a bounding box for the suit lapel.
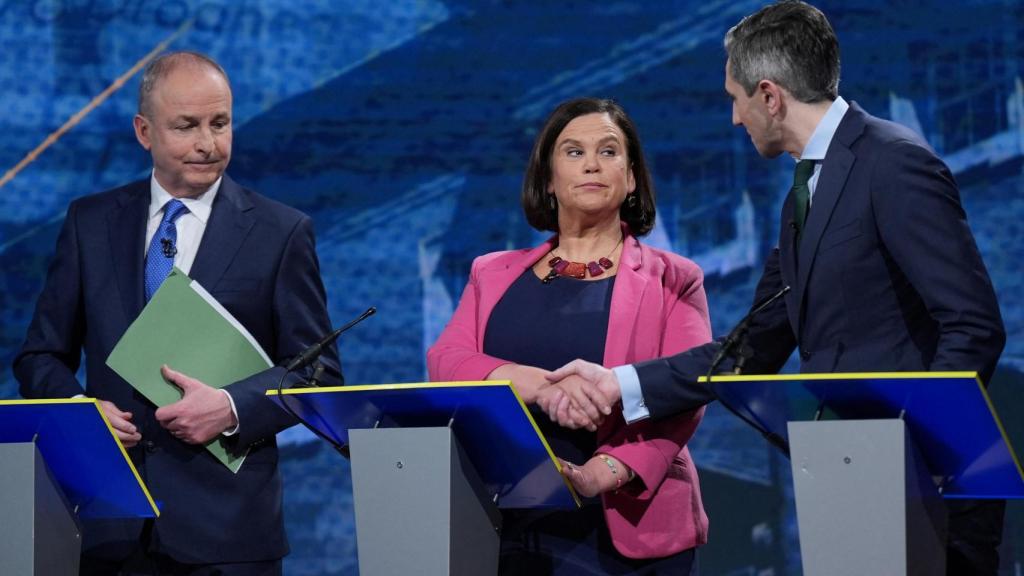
[793,105,864,333]
[603,234,646,367]
[108,181,150,321]
[189,176,255,290]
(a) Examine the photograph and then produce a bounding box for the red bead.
[564,261,586,279]
[548,256,563,267]
[598,257,613,269]
[587,261,604,276]
[553,260,570,274]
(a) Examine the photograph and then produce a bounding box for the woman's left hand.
[559,458,602,498]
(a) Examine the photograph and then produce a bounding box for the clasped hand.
[535,359,622,431]
[99,365,237,447]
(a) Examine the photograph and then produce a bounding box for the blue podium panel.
[0,398,159,519]
[268,382,578,509]
[704,372,1024,499]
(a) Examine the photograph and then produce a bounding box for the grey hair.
[137,51,229,117]
[724,0,839,103]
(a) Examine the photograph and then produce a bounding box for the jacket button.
[144,440,157,453]
[800,349,811,361]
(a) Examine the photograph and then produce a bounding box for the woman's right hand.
[487,363,552,404]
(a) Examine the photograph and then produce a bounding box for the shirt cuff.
[220,389,240,436]
[614,365,650,423]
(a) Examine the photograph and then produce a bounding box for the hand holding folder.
[107,268,273,473]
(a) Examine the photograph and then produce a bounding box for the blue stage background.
[1,1,1022,574]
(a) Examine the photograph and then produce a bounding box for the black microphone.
[704,285,792,458]
[707,285,791,375]
[160,238,177,258]
[285,306,376,372]
[275,307,376,461]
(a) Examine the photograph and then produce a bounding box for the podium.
[0,398,159,576]
[705,371,1024,576]
[268,381,577,576]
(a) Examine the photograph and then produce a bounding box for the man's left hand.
[155,365,238,444]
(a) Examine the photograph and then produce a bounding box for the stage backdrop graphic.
[1,1,1021,574]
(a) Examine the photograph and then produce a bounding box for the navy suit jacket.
[635,103,1005,418]
[14,175,340,563]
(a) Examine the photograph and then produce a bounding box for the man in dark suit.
[537,2,1006,574]
[14,51,339,575]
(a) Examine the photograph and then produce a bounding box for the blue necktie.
[144,199,189,301]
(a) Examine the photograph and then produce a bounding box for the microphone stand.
[705,287,792,458]
[275,307,376,459]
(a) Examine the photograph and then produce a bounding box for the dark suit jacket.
[14,175,340,563]
[635,102,1005,418]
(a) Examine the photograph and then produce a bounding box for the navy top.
[483,268,614,466]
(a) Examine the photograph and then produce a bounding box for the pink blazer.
[427,227,712,558]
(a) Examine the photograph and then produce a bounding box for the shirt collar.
[799,95,849,162]
[148,172,220,224]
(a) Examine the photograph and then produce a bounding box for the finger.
[566,383,603,423]
[540,387,563,417]
[569,406,598,432]
[161,365,198,392]
[154,403,181,425]
[100,403,138,435]
[118,430,142,448]
[545,359,584,382]
[555,394,580,429]
[99,400,132,420]
[576,377,614,416]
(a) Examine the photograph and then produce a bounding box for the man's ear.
[759,79,784,117]
[133,114,152,151]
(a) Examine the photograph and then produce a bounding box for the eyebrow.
[171,113,230,123]
[557,135,623,147]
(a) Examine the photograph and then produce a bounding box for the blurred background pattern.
[1,1,1021,574]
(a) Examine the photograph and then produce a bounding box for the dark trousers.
[78,517,283,576]
[946,499,1006,576]
[80,554,282,576]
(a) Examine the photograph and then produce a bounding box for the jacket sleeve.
[596,262,712,499]
[226,215,340,449]
[635,246,796,419]
[14,201,90,400]
[426,258,511,382]
[872,140,1004,382]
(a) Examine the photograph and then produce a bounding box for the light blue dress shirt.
[618,97,850,424]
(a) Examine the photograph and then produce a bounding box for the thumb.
[546,359,583,382]
[161,365,198,393]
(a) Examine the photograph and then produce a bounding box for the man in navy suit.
[538,2,1006,574]
[14,51,339,575]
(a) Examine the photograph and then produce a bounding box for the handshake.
[535,360,624,431]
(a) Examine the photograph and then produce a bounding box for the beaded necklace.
[541,235,623,284]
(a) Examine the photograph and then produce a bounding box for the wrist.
[596,454,635,491]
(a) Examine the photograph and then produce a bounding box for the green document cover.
[106,268,273,473]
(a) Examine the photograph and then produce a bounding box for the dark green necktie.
[792,159,815,234]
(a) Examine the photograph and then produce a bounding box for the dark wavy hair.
[522,97,656,235]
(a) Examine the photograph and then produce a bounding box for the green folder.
[106,268,272,473]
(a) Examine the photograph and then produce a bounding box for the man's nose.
[194,126,215,153]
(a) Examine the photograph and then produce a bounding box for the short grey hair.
[137,51,229,117]
[724,0,839,103]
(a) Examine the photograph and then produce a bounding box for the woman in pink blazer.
[428,98,710,575]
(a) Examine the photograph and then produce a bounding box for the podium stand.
[0,398,159,576]
[705,371,1024,576]
[268,381,577,576]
